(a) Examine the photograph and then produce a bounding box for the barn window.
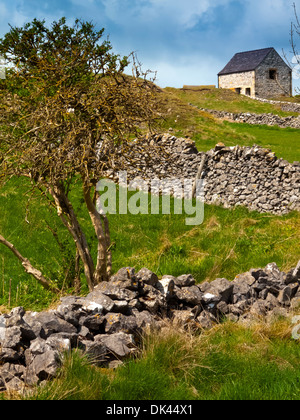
[235,88,241,94]
[245,88,251,96]
[269,69,277,80]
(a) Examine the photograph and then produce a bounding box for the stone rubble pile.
[1,260,299,393]
[103,133,300,215]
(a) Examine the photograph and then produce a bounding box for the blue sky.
[0,0,299,91]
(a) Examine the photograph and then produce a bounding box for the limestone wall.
[200,107,300,129]
[218,71,255,96]
[103,133,300,216]
[255,49,292,98]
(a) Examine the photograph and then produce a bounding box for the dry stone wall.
[254,97,300,113]
[200,108,300,129]
[104,133,300,215]
[1,260,299,393]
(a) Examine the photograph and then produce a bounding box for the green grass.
[0,85,299,400]
[157,89,257,150]
[109,199,300,283]
[0,177,299,311]
[190,122,300,163]
[17,319,300,400]
[221,123,300,163]
[166,87,298,116]
[0,177,66,310]
[156,87,300,162]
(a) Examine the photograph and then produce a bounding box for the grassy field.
[0,178,299,311]
[222,123,300,163]
[0,87,299,400]
[165,87,298,116]
[15,319,300,400]
[158,87,300,162]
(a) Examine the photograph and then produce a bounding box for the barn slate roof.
[218,47,275,76]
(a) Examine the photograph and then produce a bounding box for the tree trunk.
[74,249,81,294]
[49,184,96,291]
[192,153,206,199]
[102,211,112,277]
[83,183,110,285]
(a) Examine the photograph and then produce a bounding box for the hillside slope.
[0,85,299,401]
[155,87,300,162]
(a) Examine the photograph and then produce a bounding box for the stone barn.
[218,47,292,98]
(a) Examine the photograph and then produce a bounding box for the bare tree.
[283,2,300,94]
[0,18,160,292]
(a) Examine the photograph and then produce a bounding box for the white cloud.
[0,0,298,90]
[240,0,294,34]
[152,0,236,28]
[139,0,213,28]
[101,0,234,29]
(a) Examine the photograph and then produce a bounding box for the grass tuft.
[17,318,300,400]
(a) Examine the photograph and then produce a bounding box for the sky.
[0,0,300,92]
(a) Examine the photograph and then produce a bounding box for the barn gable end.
[218,48,292,98]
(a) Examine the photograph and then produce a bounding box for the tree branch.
[0,234,60,293]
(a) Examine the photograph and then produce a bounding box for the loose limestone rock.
[0,260,299,393]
